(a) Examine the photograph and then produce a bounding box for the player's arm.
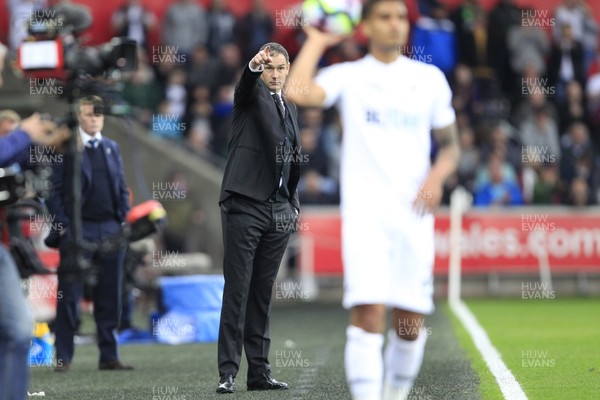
[430,123,460,184]
[413,123,460,214]
[285,27,345,107]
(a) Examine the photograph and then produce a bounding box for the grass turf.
[464,298,600,400]
[445,303,504,400]
[28,301,482,400]
[29,302,350,400]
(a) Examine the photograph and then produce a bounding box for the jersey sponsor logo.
[365,108,426,130]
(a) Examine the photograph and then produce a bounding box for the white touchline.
[450,300,528,400]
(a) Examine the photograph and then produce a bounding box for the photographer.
[0,113,64,400]
[0,245,30,400]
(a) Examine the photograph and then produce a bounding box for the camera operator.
[0,113,65,400]
[45,95,133,372]
[0,244,30,400]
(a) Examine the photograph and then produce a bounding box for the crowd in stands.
[6,0,600,207]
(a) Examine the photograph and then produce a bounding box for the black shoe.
[216,374,235,394]
[247,372,288,391]
[98,360,134,370]
[54,361,69,372]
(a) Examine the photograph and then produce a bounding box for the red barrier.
[299,208,600,276]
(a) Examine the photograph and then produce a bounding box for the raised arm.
[285,27,345,107]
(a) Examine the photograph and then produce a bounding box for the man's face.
[0,118,18,136]
[363,1,410,51]
[78,104,104,135]
[260,52,289,92]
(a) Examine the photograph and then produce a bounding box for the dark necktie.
[87,139,99,149]
[272,93,285,118]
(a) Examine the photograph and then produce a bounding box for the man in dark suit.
[216,42,301,394]
[46,95,132,371]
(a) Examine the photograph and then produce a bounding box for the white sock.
[345,325,384,400]
[382,329,427,400]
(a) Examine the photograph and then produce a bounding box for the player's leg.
[346,304,386,400]
[382,309,427,400]
[382,213,434,400]
[343,216,392,400]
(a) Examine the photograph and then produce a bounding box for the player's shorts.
[341,208,435,315]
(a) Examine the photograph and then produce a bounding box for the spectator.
[187,118,213,154]
[511,77,559,128]
[299,127,329,177]
[183,84,213,141]
[507,9,551,79]
[297,169,339,205]
[206,0,237,56]
[163,68,188,118]
[451,0,487,68]
[548,23,586,103]
[586,47,600,77]
[162,0,208,56]
[236,0,274,62]
[487,0,522,94]
[186,45,221,92]
[519,105,562,163]
[153,100,184,140]
[553,0,598,71]
[557,80,590,134]
[120,48,162,126]
[566,176,593,205]
[298,107,341,180]
[411,1,456,77]
[208,84,234,157]
[0,109,21,136]
[185,85,217,153]
[111,0,157,51]
[456,126,479,192]
[480,120,522,173]
[532,165,564,204]
[474,154,524,206]
[585,69,600,136]
[560,121,594,183]
[451,63,480,120]
[215,43,242,89]
[417,0,440,17]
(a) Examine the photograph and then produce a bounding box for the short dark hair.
[362,0,405,20]
[259,42,289,63]
[78,95,104,114]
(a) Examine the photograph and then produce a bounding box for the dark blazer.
[45,136,130,248]
[219,65,301,211]
[548,41,586,87]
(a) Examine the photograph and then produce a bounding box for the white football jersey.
[315,54,455,214]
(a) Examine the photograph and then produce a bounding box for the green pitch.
[451,298,600,400]
[27,298,600,399]
[28,301,477,399]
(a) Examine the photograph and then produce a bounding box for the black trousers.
[217,195,296,381]
[55,219,125,364]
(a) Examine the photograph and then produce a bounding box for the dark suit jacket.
[45,136,130,248]
[219,65,301,211]
[548,41,586,87]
